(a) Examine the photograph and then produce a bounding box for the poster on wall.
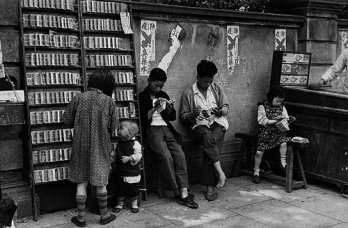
[275,29,286,51]
[226,25,239,74]
[340,31,348,53]
[140,20,157,76]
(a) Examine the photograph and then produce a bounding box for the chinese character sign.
[227,25,239,74]
[140,20,157,76]
[275,29,286,51]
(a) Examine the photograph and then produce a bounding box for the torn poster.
[140,20,156,76]
[227,25,239,74]
[275,29,286,51]
[0,41,5,78]
[340,31,348,52]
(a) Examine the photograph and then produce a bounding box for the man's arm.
[321,50,348,83]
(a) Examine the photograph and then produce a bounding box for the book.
[291,136,309,144]
[276,118,289,132]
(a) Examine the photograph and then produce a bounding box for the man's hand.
[308,78,326,90]
[121,156,132,163]
[275,115,286,120]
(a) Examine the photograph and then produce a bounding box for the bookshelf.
[270,51,311,88]
[19,0,146,218]
[81,0,147,202]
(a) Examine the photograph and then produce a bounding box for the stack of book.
[115,72,134,84]
[22,0,76,10]
[25,53,80,66]
[31,128,73,144]
[33,167,69,183]
[27,72,81,85]
[30,110,65,124]
[83,18,122,32]
[85,54,132,67]
[24,33,79,48]
[23,14,78,30]
[81,1,127,14]
[32,147,72,164]
[28,91,80,105]
[83,36,124,49]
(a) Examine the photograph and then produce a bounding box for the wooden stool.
[235,133,308,193]
[285,140,308,193]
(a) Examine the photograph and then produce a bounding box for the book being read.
[155,97,175,113]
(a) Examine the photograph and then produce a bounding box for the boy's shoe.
[177,195,199,209]
[253,175,261,184]
[100,214,116,225]
[71,216,86,227]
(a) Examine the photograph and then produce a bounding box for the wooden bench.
[235,133,308,193]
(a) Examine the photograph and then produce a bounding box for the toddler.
[111,121,142,213]
[253,86,291,184]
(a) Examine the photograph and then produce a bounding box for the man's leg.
[211,123,227,188]
[146,126,178,190]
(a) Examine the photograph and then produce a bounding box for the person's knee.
[280,142,287,149]
[255,150,263,157]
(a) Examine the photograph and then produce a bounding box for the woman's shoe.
[253,175,261,184]
[71,216,86,227]
[100,214,116,225]
[131,205,140,213]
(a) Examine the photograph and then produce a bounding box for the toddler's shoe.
[112,205,123,213]
[253,175,261,184]
[131,205,139,213]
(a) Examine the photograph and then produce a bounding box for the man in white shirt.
[181,60,229,201]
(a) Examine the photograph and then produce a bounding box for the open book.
[155,97,175,113]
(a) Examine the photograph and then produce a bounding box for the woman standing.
[63,69,117,227]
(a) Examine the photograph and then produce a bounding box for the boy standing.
[139,68,198,209]
[180,60,228,201]
[112,121,142,213]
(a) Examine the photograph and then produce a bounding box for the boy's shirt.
[192,82,229,130]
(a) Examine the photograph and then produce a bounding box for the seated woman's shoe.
[71,216,86,227]
[131,205,140,213]
[253,175,261,184]
[100,214,116,225]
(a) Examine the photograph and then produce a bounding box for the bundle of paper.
[276,118,289,132]
[291,136,309,144]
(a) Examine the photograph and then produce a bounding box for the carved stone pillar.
[270,0,347,83]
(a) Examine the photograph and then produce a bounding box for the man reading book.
[139,68,198,209]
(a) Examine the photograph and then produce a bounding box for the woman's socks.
[76,195,87,222]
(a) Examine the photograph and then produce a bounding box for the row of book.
[27,72,81,86]
[114,89,135,101]
[22,0,75,11]
[115,72,134,84]
[34,167,69,183]
[81,0,127,14]
[83,36,125,50]
[31,128,73,144]
[33,147,72,164]
[85,54,132,67]
[83,18,122,32]
[24,33,79,48]
[23,14,78,30]
[30,110,65,125]
[117,102,136,119]
[25,53,80,66]
[28,91,81,105]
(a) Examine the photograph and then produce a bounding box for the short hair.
[88,68,116,97]
[149,68,167,82]
[123,121,139,138]
[267,86,286,103]
[197,60,218,78]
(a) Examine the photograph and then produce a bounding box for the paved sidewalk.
[16,175,348,228]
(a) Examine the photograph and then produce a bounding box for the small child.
[253,86,292,184]
[111,121,142,213]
